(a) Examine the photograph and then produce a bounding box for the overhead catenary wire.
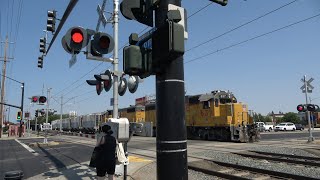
[185,12,320,64]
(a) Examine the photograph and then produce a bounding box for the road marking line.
[15,139,39,156]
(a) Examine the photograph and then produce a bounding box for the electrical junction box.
[106,118,130,142]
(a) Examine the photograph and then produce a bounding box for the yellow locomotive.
[119,90,258,142]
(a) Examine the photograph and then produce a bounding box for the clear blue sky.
[0,0,319,122]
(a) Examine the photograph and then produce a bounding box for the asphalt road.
[0,138,94,179]
[260,129,320,140]
[1,130,319,179]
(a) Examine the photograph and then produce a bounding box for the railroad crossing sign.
[301,77,314,93]
[96,0,108,30]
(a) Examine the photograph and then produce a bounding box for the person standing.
[95,125,117,180]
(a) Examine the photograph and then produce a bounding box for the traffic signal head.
[120,0,156,27]
[62,26,89,54]
[123,45,153,78]
[47,10,56,33]
[38,56,43,68]
[40,37,46,53]
[35,110,38,118]
[31,96,39,103]
[39,96,47,103]
[17,111,22,120]
[90,32,114,56]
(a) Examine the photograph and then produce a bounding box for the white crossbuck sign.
[301,77,314,93]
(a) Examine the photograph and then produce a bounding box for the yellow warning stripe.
[128,156,152,162]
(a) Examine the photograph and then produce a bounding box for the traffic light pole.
[304,75,314,142]
[60,95,63,132]
[112,1,129,179]
[155,1,188,179]
[19,83,25,137]
[112,0,119,120]
[44,88,51,143]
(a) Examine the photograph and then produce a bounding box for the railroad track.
[233,151,320,167]
[47,133,320,179]
[127,146,319,180]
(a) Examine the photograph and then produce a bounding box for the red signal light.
[71,29,84,43]
[297,104,306,112]
[39,96,47,103]
[32,96,38,103]
[99,36,110,49]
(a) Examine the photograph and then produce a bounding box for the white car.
[274,122,296,131]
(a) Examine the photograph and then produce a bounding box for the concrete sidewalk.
[28,158,154,180]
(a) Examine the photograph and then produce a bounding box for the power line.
[185,0,298,52]
[185,12,320,64]
[52,3,226,97]
[187,2,212,19]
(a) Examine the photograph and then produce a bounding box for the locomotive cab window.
[203,101,210,109]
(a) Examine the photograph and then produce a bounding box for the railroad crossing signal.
[297,104,319,112]
[61,27,114,65]
[301,77,314,93]
[61,26,89,54]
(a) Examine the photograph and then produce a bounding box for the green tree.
[280,112,300,124]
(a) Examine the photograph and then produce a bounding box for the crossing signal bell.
[47,10,56,33]
[17,111,22,120]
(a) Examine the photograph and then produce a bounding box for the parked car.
[295,124,304,131]
[255,122,274,132]
[274,122,296,131]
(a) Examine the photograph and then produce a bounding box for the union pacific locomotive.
[52,90,259,142]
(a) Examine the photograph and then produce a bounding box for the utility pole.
[19,83,24,137]
[0,36,9,138]
[44,88,51,143]
[60,95,63,132]
[112,0,119,119]
[155,1,188,179]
